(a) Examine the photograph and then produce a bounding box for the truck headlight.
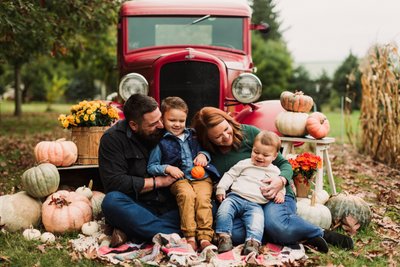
[231,73,262,103]
[118,73,149,101]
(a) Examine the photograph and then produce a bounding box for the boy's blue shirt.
[147,128,211,180]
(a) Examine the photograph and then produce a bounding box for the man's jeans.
[215,193,264,243]
[102,191,181,240]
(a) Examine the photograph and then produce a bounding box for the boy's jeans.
[215,193,264,243]
[170,178,214,241]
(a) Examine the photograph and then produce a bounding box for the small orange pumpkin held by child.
[191,166,205,179]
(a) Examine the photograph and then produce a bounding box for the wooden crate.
[71,126,109,165]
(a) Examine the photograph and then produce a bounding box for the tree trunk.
[14,64,22,117]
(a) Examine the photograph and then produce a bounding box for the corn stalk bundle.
[359,43,400,168]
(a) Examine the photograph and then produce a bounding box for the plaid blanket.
[70,232,307,266]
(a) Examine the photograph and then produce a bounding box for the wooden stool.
[280,136,337,195]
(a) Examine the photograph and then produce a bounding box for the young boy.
[147,96,219,252]
[215,130,285,255]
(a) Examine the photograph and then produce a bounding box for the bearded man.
[99,94,180,245]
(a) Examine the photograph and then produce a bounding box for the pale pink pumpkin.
[306,112,330,139]
[34,138,78,167]
[42,190,92,233]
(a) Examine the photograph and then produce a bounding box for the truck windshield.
[127,16,243,51]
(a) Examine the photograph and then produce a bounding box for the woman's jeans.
[215,193,264,243]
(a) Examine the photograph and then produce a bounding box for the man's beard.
[136,128,164,147]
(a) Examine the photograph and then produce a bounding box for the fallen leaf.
[37,244,47,253]
[83,248,97,260]
[0,255,11,263]
[341,215,360,235]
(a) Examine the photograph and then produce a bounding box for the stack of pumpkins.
[275,91,330,139]
[0,139,105,242]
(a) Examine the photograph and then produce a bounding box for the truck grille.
[160,61,220,123]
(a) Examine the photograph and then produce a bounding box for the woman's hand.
[260,176,285,200]
[216,193,225,203]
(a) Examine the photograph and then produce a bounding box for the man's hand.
[156,175,178,188]
[260,176,285,200]
[165,165,184,179]
[193,153,207,166]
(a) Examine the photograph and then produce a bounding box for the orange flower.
[289,152,322,180]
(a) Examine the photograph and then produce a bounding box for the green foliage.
[332,53,362,109]
[0,0,119,116]
[252,33,293,100]
[313,70,333,111]
[45,74,68,111]
[251,0,283,41]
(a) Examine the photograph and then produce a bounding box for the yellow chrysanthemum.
[62,120,69,128]
[100,107,108,115]
[83,114,89,121]
[90,114,96,121]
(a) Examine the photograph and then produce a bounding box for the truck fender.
[234,100,284,135]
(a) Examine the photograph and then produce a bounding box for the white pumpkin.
[81,221,99,236]
[75,179,94,200]
[40,232,56,243]
[275,111,309,137]
[0,191,42,232]
[23,228,41,240]
[75,186,93,200]
[91,191,105,218]
[297,192,332,229]
[314,190,330,204]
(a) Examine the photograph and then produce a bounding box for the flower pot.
[293,174,313,198]
[71,126,110,165]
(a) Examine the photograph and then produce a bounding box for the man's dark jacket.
[98,120,177,214]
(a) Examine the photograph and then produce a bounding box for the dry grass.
[359,43,400,169]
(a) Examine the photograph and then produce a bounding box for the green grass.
[323,110,361,144]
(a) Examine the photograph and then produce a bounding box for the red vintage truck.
[60,0,285,190]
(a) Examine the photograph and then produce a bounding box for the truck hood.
[123,47,250,71]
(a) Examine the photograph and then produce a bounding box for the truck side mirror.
[250,22,270,35]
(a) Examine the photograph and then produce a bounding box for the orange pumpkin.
[306,112,330,139]
[280,91,314,112]
[191,166,205,179]
[42,190,92,233]
[34,138,78,167]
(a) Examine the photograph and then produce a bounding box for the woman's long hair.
[192,107,243,153]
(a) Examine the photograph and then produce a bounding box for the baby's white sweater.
[216,158,284,204]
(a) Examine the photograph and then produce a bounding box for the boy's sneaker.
[323,230,354,250]
[242,239,260,255]
[217,235,233,253]
[303,236,329,253]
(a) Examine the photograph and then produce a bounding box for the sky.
[276,0,400,63]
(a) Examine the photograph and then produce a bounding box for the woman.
[192,107,353,253]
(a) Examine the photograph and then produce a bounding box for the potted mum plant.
[288,152,322,198]
[58,100,119,165]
